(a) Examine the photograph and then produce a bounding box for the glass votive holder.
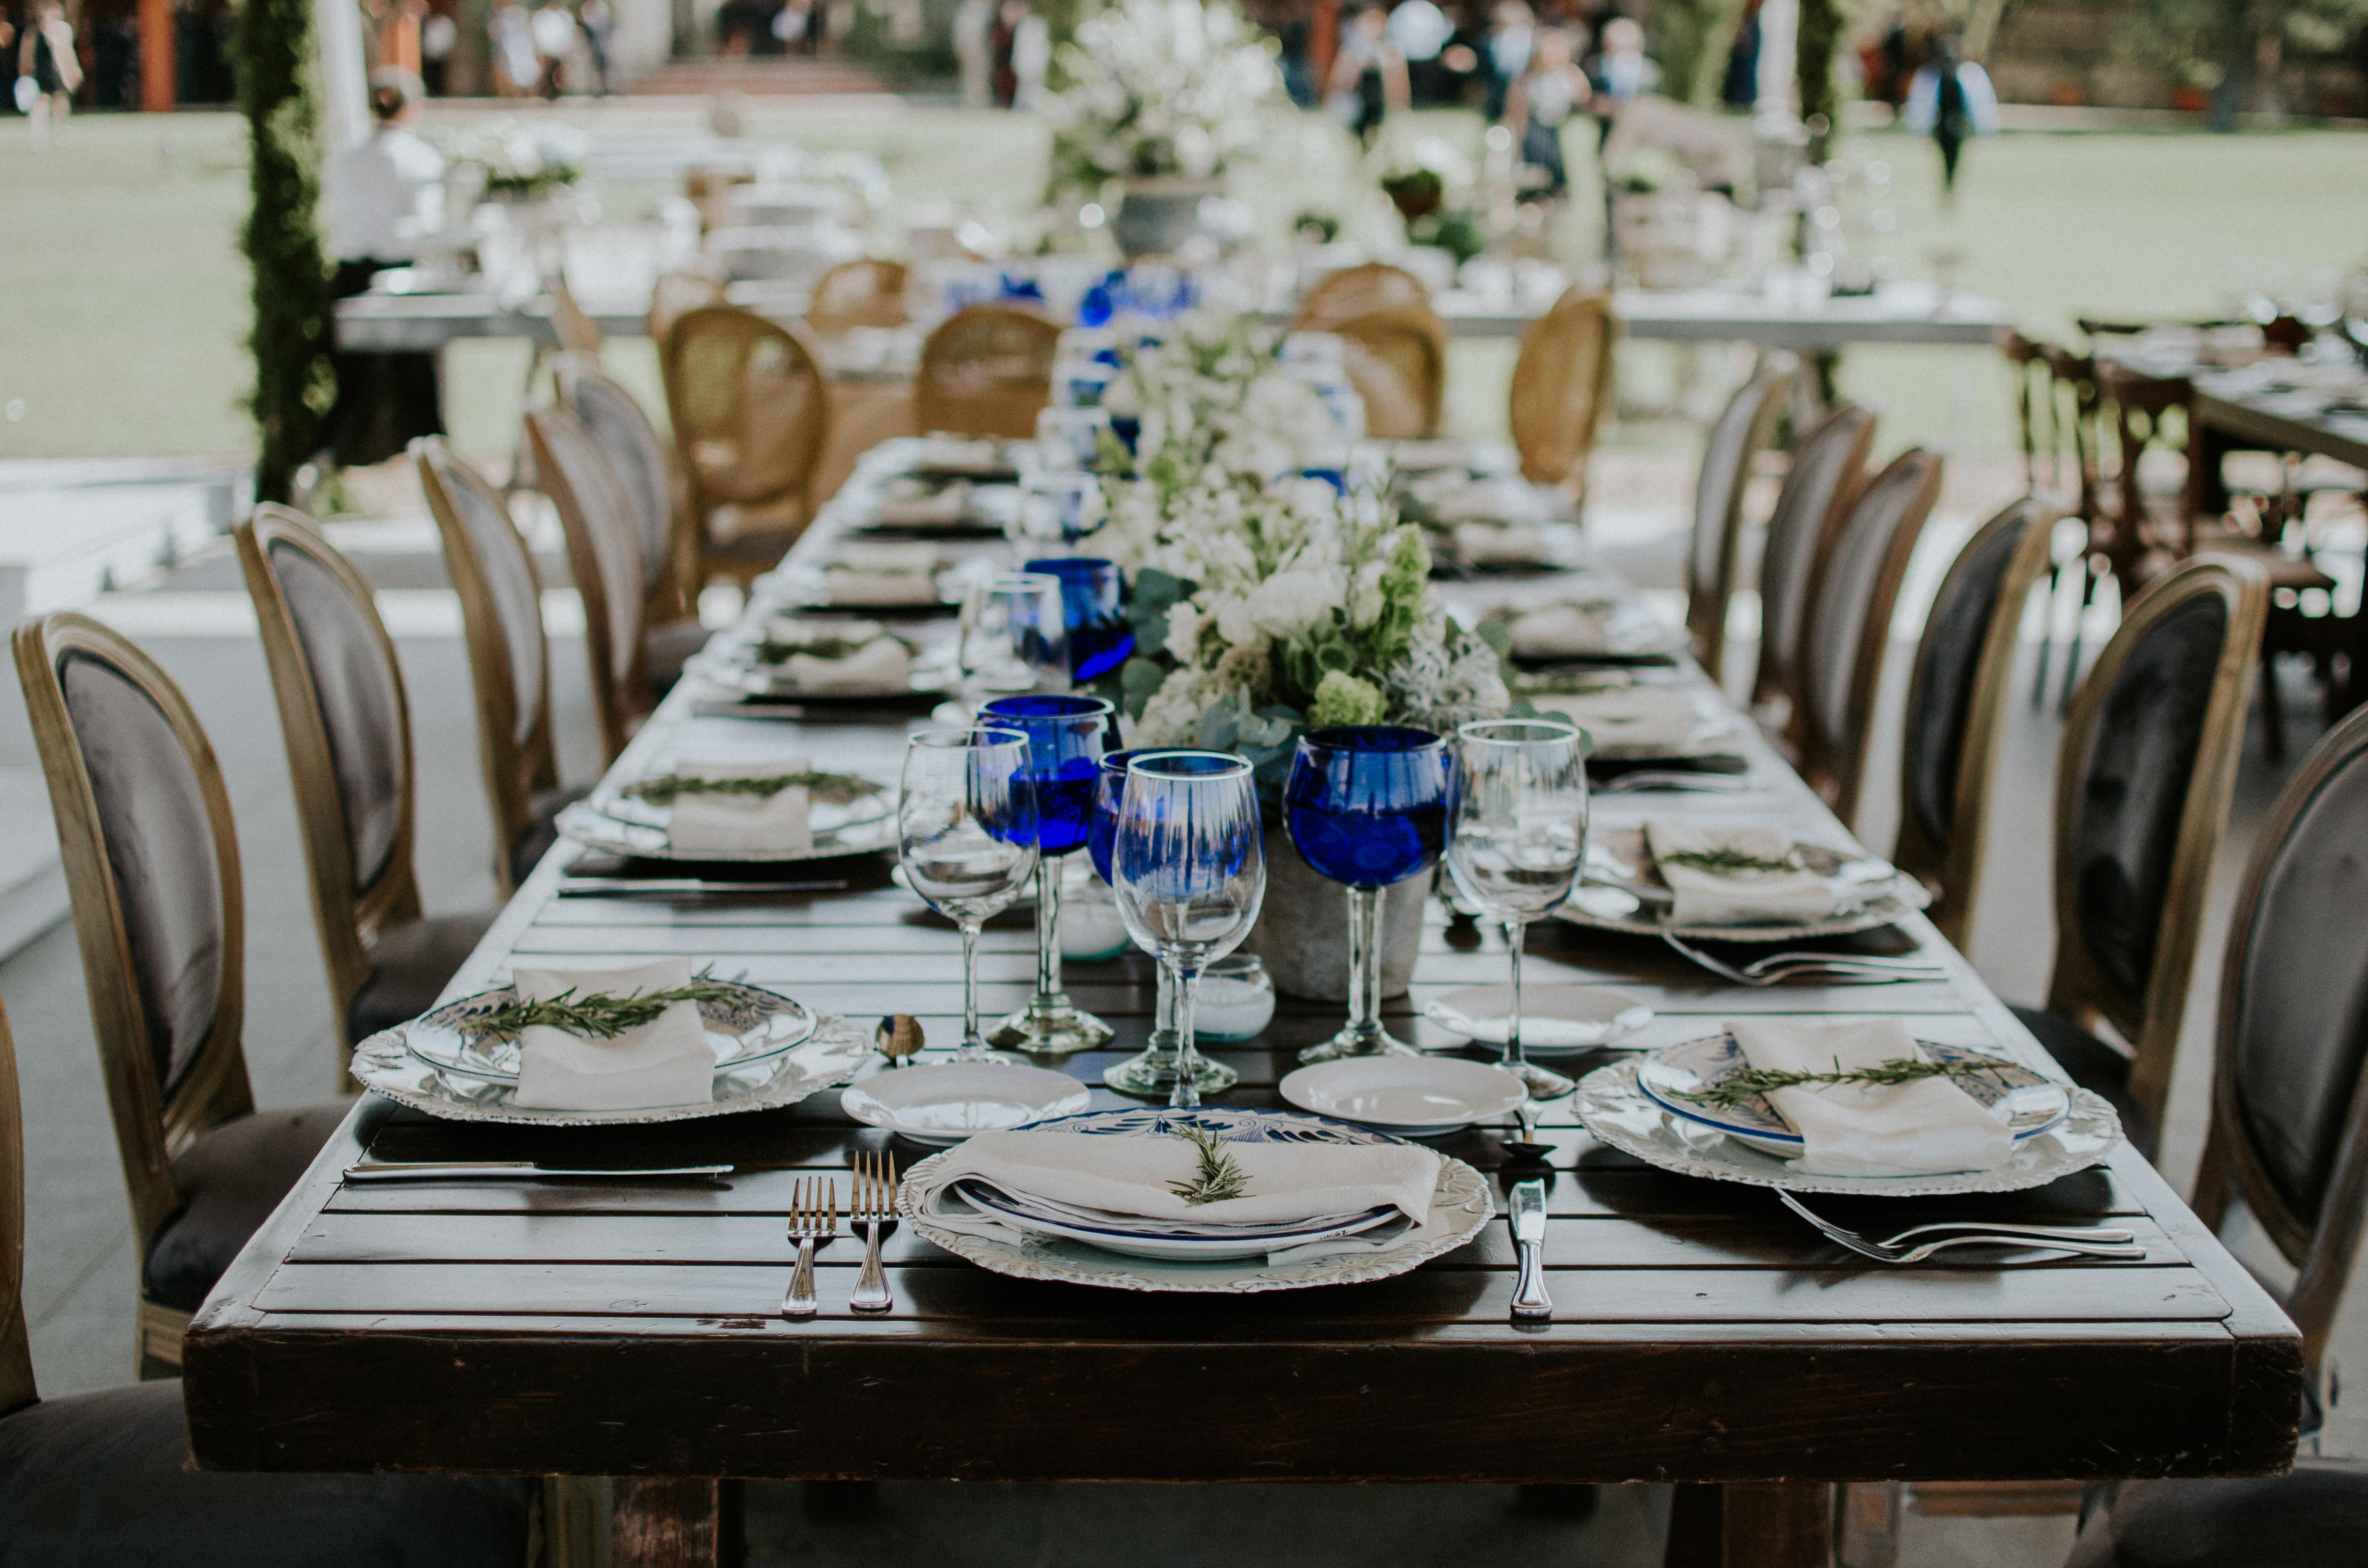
[1059,857,1133,961]
[1193,953,1276,1042]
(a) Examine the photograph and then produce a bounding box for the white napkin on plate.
[666,756,814,855]
[834,540,939,574]
[874,482,972,527]
[823,567,941,607]
[1727,1017,2013,1177]
[1645,821,1837,927]
[1452,522,1551,568]
[917,435,1006,471]
[1507,598,1670,659]
[764,614,885,648]
[508,956,715,1111]
[1535,686,1710,753]
[784,636,911,693]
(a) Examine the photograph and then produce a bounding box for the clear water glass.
[978,695,1118,1057]
[1112,752,1266,1108]
[1447,719,1589,1100]
[959,572,1070,697]
[897,727,1039,1062]
[1014,469,1106,545]
[1023,556,1135,681]
[1093,749,1238,1100]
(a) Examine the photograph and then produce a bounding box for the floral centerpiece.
[456,121,590,200]
[1095,312,1344,503]
[1373,132,1488,268]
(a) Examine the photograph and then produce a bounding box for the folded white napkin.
[1535,686,1710,753]
[1453,522,1551,567]
[1507,599,1670,659]
[914,1127,1445,1263]
[1414,475,1553,524]
[823,567,941,606]
[917,435,1006,471]
[1645,821,1837,927]
[666,756,814,854]
[1727,1017,2014,1177]
[873,485,972,526]
[784,636,912,693]
[833,540,939,574]
[508,956,715,1111]
[765,614,886,648]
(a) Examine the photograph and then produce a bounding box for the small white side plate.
[1279,1057,1528,1136]
[1423,984,1653,1054]
[841,1062,1092,1145]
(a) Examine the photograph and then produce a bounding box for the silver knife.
[344,1161,734,1182]
[556,878,850,898]
[1509,1178,1552,1322]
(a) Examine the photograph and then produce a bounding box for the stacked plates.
[402,980,818,1085]
[1421,983,1652,1055]
[952,1183,1404,1262]
[1279,1057,1526,1136]
[841,1062,1091,1146]
[556,774,896,863]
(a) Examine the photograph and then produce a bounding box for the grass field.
[3,105,2366,466]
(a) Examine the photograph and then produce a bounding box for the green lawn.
[3,106,2365,466]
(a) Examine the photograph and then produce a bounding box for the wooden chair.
[413,438,583,895]
[1748,402,1876,728]
[806,257,910,334]
[11,613,350,1377]
[662,304,834,589]
[1290,261,1431,332]
[1506,287,1616,494]
[2008,556,2269,1155]
[1332,304,1450,441]
[528,405,656,763]
[647,270,727,347]
[548,273,604,356]
[0,988,531,1557]
[1890,497,2061,947]
[234,505,496,1054]
[1682,367,1791,686]
[1795,447,1946,825]
[913,302,1062,441]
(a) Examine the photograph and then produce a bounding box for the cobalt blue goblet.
[1024,556,1135,681]
[978,694,1118,1054]
[1284,724,1454,1062]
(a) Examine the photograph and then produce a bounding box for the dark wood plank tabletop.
[181,441,2302,1568]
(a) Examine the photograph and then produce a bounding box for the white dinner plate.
[1554,827,1932,942]
[840,1062,1092,1146]
[1421,984,1653,1055]
[400,980,818,1084]
[1279,1057,1528,1136]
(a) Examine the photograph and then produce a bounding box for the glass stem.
[1499,918,1528,1073]
[1344,883,1383,1050]
[1032,858,1063,1009]
[1169,962,1202,1109]
[959,920,984,1059]
[1150,961,1178,1051]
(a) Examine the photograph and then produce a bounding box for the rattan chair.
[1332,304,1449,441]
[235,505,496,1054]
[806,257,910,334]
[1796,447,1946,825]
[1507,287,1616,494]
[647,270,727,347]
[913,302,1061,440]
[1291,261,1431,333]
[12,614,350,1376]
[1890,497,2061,947]
[662,304,835,588]
[413,438,583,895]
[528,406,656,762]
[1682,368,1791,686]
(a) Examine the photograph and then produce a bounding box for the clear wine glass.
[1112,752,1266,1108]
[1447,719,1589,1099]
[1284,725,1452,1063]
[959,572,1070,698]
[977,694,1117,1057]
[897,726,1039,1063]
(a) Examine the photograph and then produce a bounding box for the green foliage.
[1797,0,1848,161]
[1166,1120,1251,1205]
[620,771,878,807]
[1653,0,1745,107]
[1308,670,1386,728]
[1674,1054,2013,1111]
[469,980,745,1043]
[236,0,334,504]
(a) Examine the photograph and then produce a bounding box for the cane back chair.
[1330,304,1450,441]
[1507,286,1617,495]
[807,257,911,335]
[913,302,1062,441]
[663,304,836,588]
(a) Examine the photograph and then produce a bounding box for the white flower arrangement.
[455,120,590,198]
[1043,0,1282,186]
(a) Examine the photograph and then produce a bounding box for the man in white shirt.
[323,71,449,466]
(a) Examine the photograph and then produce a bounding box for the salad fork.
[782,1178,838,1319]
[850,1150,897,1313]
[1776,1190,2143,1264]
[1662,933,1946,987]
[1776,1189,2134,1250]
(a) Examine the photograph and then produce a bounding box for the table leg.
[1664,1482,1833,1568]
[611,1477,744,1568]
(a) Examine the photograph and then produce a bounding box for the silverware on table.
[1594,771,1759,794]
[1661,933,1946,987]
[344,1160,733,1183]
[783,1177,838,1319]
[1774,1189,2134,1250]
[1509,1178,1553,1322]
[1775,1190,2144,1264]
[875,1014,925,1066]
[556,877,851,899]
[1502,1098,1553,1164]
[850,1149,897,1313]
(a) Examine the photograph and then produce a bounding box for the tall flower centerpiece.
[1044,0,1281,257]
[1096,312,1344,503]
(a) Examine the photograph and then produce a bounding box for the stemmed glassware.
[1446,719,1589,1099]
[959,572,1070,697]
[897,727,1039,1063]
[1111,752,1266,1108]
[1014,469,1106,545]
[1284,725,1454,1062]
[978,695,1117,1056]
[1024,556,1135,681]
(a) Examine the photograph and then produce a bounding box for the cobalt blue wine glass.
[1024,556,1135,681]
[1093,750,1239,1100]
[1284,725,1453,1062]
[978,694,1118,1055]
[897,727,1039,1062]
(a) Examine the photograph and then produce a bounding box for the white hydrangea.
[1044,0,1280,184]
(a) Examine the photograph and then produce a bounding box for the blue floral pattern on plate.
[1636,1033,2069,1151]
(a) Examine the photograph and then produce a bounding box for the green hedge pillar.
[237,0,335,504]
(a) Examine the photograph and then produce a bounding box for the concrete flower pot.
[1238,825,1431,1003]
[1111,176,1222,258]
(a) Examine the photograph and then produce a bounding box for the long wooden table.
[183,445,2299,1566]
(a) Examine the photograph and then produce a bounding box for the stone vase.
[1239,825,1431,1003]
[1110,176,1223,258]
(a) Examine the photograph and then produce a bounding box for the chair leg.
[1834,1481,1901,1568]
[2060,559,2100,713]
[2260,651,2287,762]
[2031,562,2060,709]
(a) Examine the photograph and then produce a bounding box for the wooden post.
[611,1477,743,1568]
[1666,1482,1834,1568]
[139,0,176,111]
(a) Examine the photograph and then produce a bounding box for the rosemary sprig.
[1167,1122,1251,1206]
[623,770,877,807]
[469,980,743,1043]
[1674,1055,2008,1111]
[1660,847,1798,877]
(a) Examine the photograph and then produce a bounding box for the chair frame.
[1290,261,1431,333]
[1331,303,1451,441]
[913,302,1062,440]
[805,257,911,335]
[414,438,562,897]
[528,405,655,762]
[1686,368,1791,686]
[2190,701,2368,1379]
[1748,402,1876,722]
[551,350,701,631]
[234,504,425,1065]
[547,274,604,357]
[2041,555,2268,1126]
[662,304,836,585]
[1507,287,1618,493]
[12,612,255,1373]
[0,994,28,1417]
[1890,496,2061,948]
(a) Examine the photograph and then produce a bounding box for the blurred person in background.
[16,0,80,146]
[989,0,1046,108]
[1327,2,1407,146]
[530,0,577,97]
[324,69,448,467]
[1903,32,1998,203]
[580,0,612,92]
[420,6,457,93]
[954,0,991,105]
[1507,25,1589,198]
[1720,0,1760,110]
[1484,1,1534,122]
[491,0,539,92]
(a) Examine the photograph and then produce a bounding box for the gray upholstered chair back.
[1903,505,2035,857]
[1752,403,1875,712]
[263,539,406,897]
[528,405,653,761]
[554,354,674,598]
[1682,368,1788,679]
[418,442,546,752]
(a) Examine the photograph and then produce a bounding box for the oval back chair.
[235,505,495,1051]
[1332,305,1449,440]
[528,405,655,762]
[1749,402,1875,726]
[414,438,578,894]
[552,351,696,624]
[914,303,1061,440]
[1889,496,2060,946]
[12,613,347,1375]
[2010,555,2269,1152]
[647,270,727,347]
[547,274,603,357]
[1507,287,1617,493]
[1291,262,1431,333]
[662,305,834,588]
[1796,446,1946,825]
[806,257,910,335]
[1682,367,1791,685]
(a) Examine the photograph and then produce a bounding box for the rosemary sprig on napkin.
[1659,847,1798,877]
[753,632,913,664]
[469,980,742,1043]
[623,770,877,807]
[1674,1055,2009,1111]
[1167,1123,1250,1206]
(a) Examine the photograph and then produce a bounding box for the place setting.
[555,748,900,864]
[694,613,952,713]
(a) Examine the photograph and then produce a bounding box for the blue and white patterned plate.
[400,980,819,1085]
[1636,1034,2069,1157]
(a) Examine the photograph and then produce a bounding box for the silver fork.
[850,1150,897,1313]
[1776,1188,2134,1250]
[1662,933,1946,987]
[782,1177,837,1319]
[1775,1190,2144,1263]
